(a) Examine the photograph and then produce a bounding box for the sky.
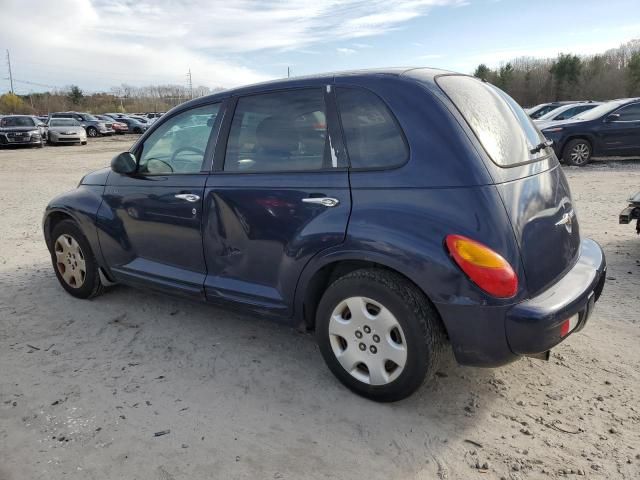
[0,0,639,94]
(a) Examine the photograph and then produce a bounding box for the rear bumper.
[505,238,606,355]
[436,238,605,367]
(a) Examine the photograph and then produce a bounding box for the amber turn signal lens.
[445,234,518,298]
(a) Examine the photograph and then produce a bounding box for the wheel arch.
[294,251,448,337]
[43,208,78,249]
[560,134,594,156]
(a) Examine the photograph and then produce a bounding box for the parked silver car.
[46,118,87,145]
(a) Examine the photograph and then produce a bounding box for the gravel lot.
[1,136,639,480]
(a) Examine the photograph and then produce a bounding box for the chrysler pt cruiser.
[43,69,606,401]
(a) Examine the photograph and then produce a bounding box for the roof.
[178,67,455,110]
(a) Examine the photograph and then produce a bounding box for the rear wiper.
[530,139,553,154]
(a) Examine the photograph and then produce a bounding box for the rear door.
[202,86,351,315]
[437,75,581,296]
[98,102,223,298]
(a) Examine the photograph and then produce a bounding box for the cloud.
[0,0,463,92]
[337,48,357,55]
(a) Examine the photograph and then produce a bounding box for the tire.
[81,141,87,145]
[316,269,447,402]
[562,138,592,166]
[49,219,104,299]
[86,126,98,137]
[133,127,142,134]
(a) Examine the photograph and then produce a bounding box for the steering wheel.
[171,146,205,164]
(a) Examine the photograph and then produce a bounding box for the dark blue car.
[540,98,640,166]
[43,69,606,401]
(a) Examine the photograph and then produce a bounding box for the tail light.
[445,234,518,298]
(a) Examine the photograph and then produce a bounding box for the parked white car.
[534,102,602,128]
[46,118,87,145]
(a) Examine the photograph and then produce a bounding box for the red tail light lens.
[445,234,518,298]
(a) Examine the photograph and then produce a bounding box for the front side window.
[614,103,640,121]
[224,89,334,172]
[138,103,220,174]
[336,87,408,169]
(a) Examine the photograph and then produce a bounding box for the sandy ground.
[0,136,639,480]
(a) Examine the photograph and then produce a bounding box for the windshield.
[51,119,79,127]
[573,101,621,121]
[1,116,36,127]
[437,75,547,167]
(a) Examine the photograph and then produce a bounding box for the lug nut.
[359,343,366,351]
[355,330,363,339]
[373,334,380,343]
[370,346,377,354]
[363,325,371,334]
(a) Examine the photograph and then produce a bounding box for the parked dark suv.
[43,69,606,401]
[540,98,640,166]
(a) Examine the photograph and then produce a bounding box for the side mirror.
[604,113,620,122]
[111,152,137,174]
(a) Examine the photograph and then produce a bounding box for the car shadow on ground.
[2,263,502,477]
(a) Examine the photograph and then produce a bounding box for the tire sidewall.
[316,274,430,401]
[50,220,100,298]
[87,127,98,137]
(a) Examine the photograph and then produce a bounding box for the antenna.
[6,50,14,94]
[287,66,290,78]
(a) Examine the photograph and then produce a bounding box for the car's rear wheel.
[563,138,592,166]
[49,219,104,299]
[86,127,98,137]
[316,269,446,402]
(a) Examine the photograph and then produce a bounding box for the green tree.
[550,53,582,100]
[627,51,640,96]
[473,64,491,81]
[497,62,514,89]
[67,85,84,105]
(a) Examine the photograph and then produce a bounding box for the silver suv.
[50,112,114,137]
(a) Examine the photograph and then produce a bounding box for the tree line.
[473,39,640,107]
[0,83,223,115]
[2,38,640,115]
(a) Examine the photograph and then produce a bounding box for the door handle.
[302,197,340,207]
[175,193,200,202]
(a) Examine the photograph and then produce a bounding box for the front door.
[202,87,351,316]
[600,102,640,155]
[98,102,223,298]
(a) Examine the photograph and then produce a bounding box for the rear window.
[336,87,408,169]
[437,75,547,167]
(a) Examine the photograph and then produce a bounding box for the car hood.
[80,167,111,186]
[0,126,39,133]
[538,118,587,131]
[49,126,85,133]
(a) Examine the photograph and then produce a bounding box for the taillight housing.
[445,234,518,298]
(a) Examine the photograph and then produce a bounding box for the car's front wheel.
[49,219,104,299]
[563,138,592,166]
[86,127,98,137]
[316,269,447,402]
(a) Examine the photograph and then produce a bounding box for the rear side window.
[224,88,338,172]
[336,87,408,169]
[438,75,547,167]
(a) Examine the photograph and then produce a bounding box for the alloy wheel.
[328,296,407,386]
[570,143,590,165]
[54,234,86,288]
